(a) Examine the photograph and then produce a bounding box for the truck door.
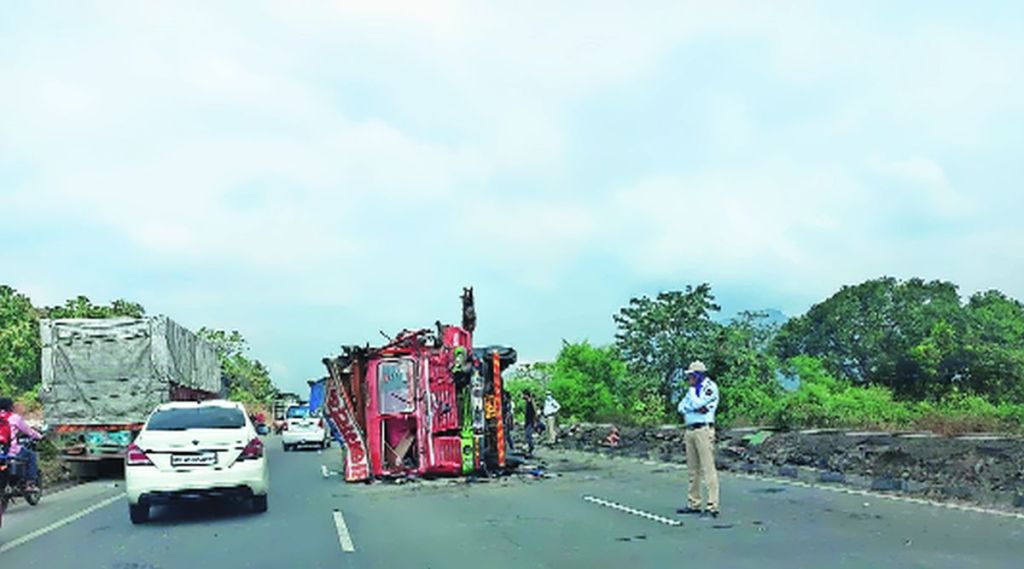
[375,358,418,474]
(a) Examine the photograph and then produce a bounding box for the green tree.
[776,277,966,398]
[613,284,721,401]
[546,342,622,422]
[197,328,278,404]
[712,311,784,426]
[0,285,41,394]
[961,290,1024,402]
[43,295,146,319]
[503,363,551,423]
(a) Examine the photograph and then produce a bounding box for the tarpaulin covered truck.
[39,316,224,466]
[321,288,519,482]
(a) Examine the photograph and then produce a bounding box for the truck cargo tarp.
[308,379,326,414]
[40,316,224,426]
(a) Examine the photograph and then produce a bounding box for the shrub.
[771,356,914,430]
[717,372,780,427]
[548,369,620,424]
[826,384,915,429]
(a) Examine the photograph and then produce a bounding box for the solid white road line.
[583,495,683,527]
[0,493,125,555]
[332,509,356,552]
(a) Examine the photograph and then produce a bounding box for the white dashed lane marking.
[583,495,684,527]
[333,509,356,552]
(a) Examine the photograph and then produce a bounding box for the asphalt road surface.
[1,438,1021,568]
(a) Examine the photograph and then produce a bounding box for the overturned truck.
[321,289,517,482]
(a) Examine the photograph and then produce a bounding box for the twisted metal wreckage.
[321,288,519,482]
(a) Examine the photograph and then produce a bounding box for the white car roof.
[153,399,243,412]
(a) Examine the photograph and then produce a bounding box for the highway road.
[1,437,1021,568]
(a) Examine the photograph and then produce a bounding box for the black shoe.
[676,507,703,515]
[699,510,720,520]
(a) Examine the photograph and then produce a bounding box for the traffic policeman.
[676,361,720,518]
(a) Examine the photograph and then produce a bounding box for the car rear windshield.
[287,407,310,419]
[147,407,246,431]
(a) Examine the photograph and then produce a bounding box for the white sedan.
[281,405,331,451]
[125,400,270,524]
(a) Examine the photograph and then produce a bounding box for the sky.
[2,1,1022,394]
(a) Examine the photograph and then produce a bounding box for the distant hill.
[760,308,790,326]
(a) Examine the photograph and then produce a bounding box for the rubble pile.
[552,423,1024,507]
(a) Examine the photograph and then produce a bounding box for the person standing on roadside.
[542,390,561,445]
[675,361,720,519]
[523,390,538,457]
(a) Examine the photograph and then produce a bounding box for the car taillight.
[238,437,263,461]
[319,418,324,429]
[282,422,288,431]
[126,443,153,466]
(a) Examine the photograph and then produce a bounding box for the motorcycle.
[0,437,43,525]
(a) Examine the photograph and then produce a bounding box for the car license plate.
[171,452,217,467]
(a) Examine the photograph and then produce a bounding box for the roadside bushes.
[714,373,780,426]
[770,356,913,429]
[508,344,1024,435]
[770,357,1024,433]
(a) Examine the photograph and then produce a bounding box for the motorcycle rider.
[0,397,43,491]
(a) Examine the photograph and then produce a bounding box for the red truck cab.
[322,292,517,482]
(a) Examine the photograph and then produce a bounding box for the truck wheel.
[252,494,268,513]
[129,503,150,524]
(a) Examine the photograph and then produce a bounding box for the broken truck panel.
[321,290,518,482]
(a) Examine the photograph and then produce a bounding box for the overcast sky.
[2,1,1022,394]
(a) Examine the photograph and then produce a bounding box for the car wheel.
[129,503,150,524]
[252,494,268,513]
[282,443,290,452]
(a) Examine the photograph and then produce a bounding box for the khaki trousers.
[684,426,719,512]
[545,415,557,444]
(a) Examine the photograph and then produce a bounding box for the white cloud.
[603,163,869,282]
[2,1,1022,390]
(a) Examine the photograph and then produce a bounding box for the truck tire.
[129,503,150,524]
[252,494,268,513]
